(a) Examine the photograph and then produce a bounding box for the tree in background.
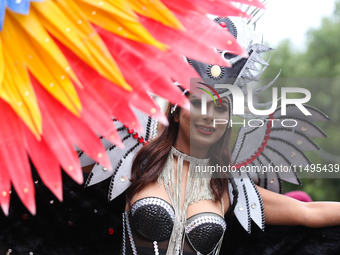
[260,0,340,201]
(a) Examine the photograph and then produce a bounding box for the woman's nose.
[202,104,215,122]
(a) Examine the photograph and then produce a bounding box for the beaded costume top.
[121,146,227,255]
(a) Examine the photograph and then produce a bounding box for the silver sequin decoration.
[122,212,126,255]
[185,215,226,234]
[131,197,175,222]
[153,241,160,255]
[125,211,137,255]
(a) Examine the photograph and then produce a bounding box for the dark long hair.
[127,101,232,206]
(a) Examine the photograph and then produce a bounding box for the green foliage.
[259,1,340,201]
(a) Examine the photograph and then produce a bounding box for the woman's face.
[175,94,230,151]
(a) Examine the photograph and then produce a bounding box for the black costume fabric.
[122,197,226,255]
[0,167,340,255]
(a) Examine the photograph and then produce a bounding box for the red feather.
[230,0,266,9]
[31,76,83,184]
[173,11,248,56]
[96,27,199,90]
[23,124,63,202]
[0,100,36,215]
[188,0,252,18]
[0,155,11,216]
[139,15,234,66]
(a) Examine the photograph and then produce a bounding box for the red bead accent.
[262,141,267,147]
[259,146,264,152]
[67,221,74,227]
[267,122,272,128]
[220,21,226,27]
[251,154,256,161]
[132,132,139,139]
[127,128,134,134]
[255,150,261,156]
[269,115,275,120]
[266,129,271,135]
[247,157,253,164]
[269,112,274,117]
[143,140,149,145]
[21,214,28,220]
[108,228,114,235]
[265,134,270,141]
[138,137,144,143]
[123,125,129,128]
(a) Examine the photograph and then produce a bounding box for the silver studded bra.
[121,197,226,255]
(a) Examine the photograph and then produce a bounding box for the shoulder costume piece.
[80,7,330,255]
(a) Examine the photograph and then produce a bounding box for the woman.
[121,90,340,255]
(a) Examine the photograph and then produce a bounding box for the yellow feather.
[8,8,80,87]
[1,50,41,138]
[75,0,166,50]
[79,0,138,22]
[32,0,131,91]
[4,13,82,116]
[0,38,4,91]
[125,0,184,30]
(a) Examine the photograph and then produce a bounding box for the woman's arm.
[258,186,340,228]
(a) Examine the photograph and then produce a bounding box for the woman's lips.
[195,125,216,135]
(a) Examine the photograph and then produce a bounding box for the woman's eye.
[191,100,201,107]
[215,105,228,112]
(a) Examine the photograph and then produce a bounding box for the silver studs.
[238,205,243,211]
[94,209,97,213]
[49,83,54,88]
[251,203,257,209]
[18,102,22,107]
[269,178,275,184]
[60,75,65,80]
[34,180,39,184]
[15,0,22,3]
[291,152,296,158]
[185,215,226,233]
[29,252,33,255]
[153,241,159,255]
[24,91,29,96]
[131,197,175,221]
[102,167,108,171]
[301,126,307,132]
[65,27,70,32]
[50,200,54,204]
[120,176,127,182]
[297,140,302,145]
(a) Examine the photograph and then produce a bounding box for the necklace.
[158,146,222,255]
